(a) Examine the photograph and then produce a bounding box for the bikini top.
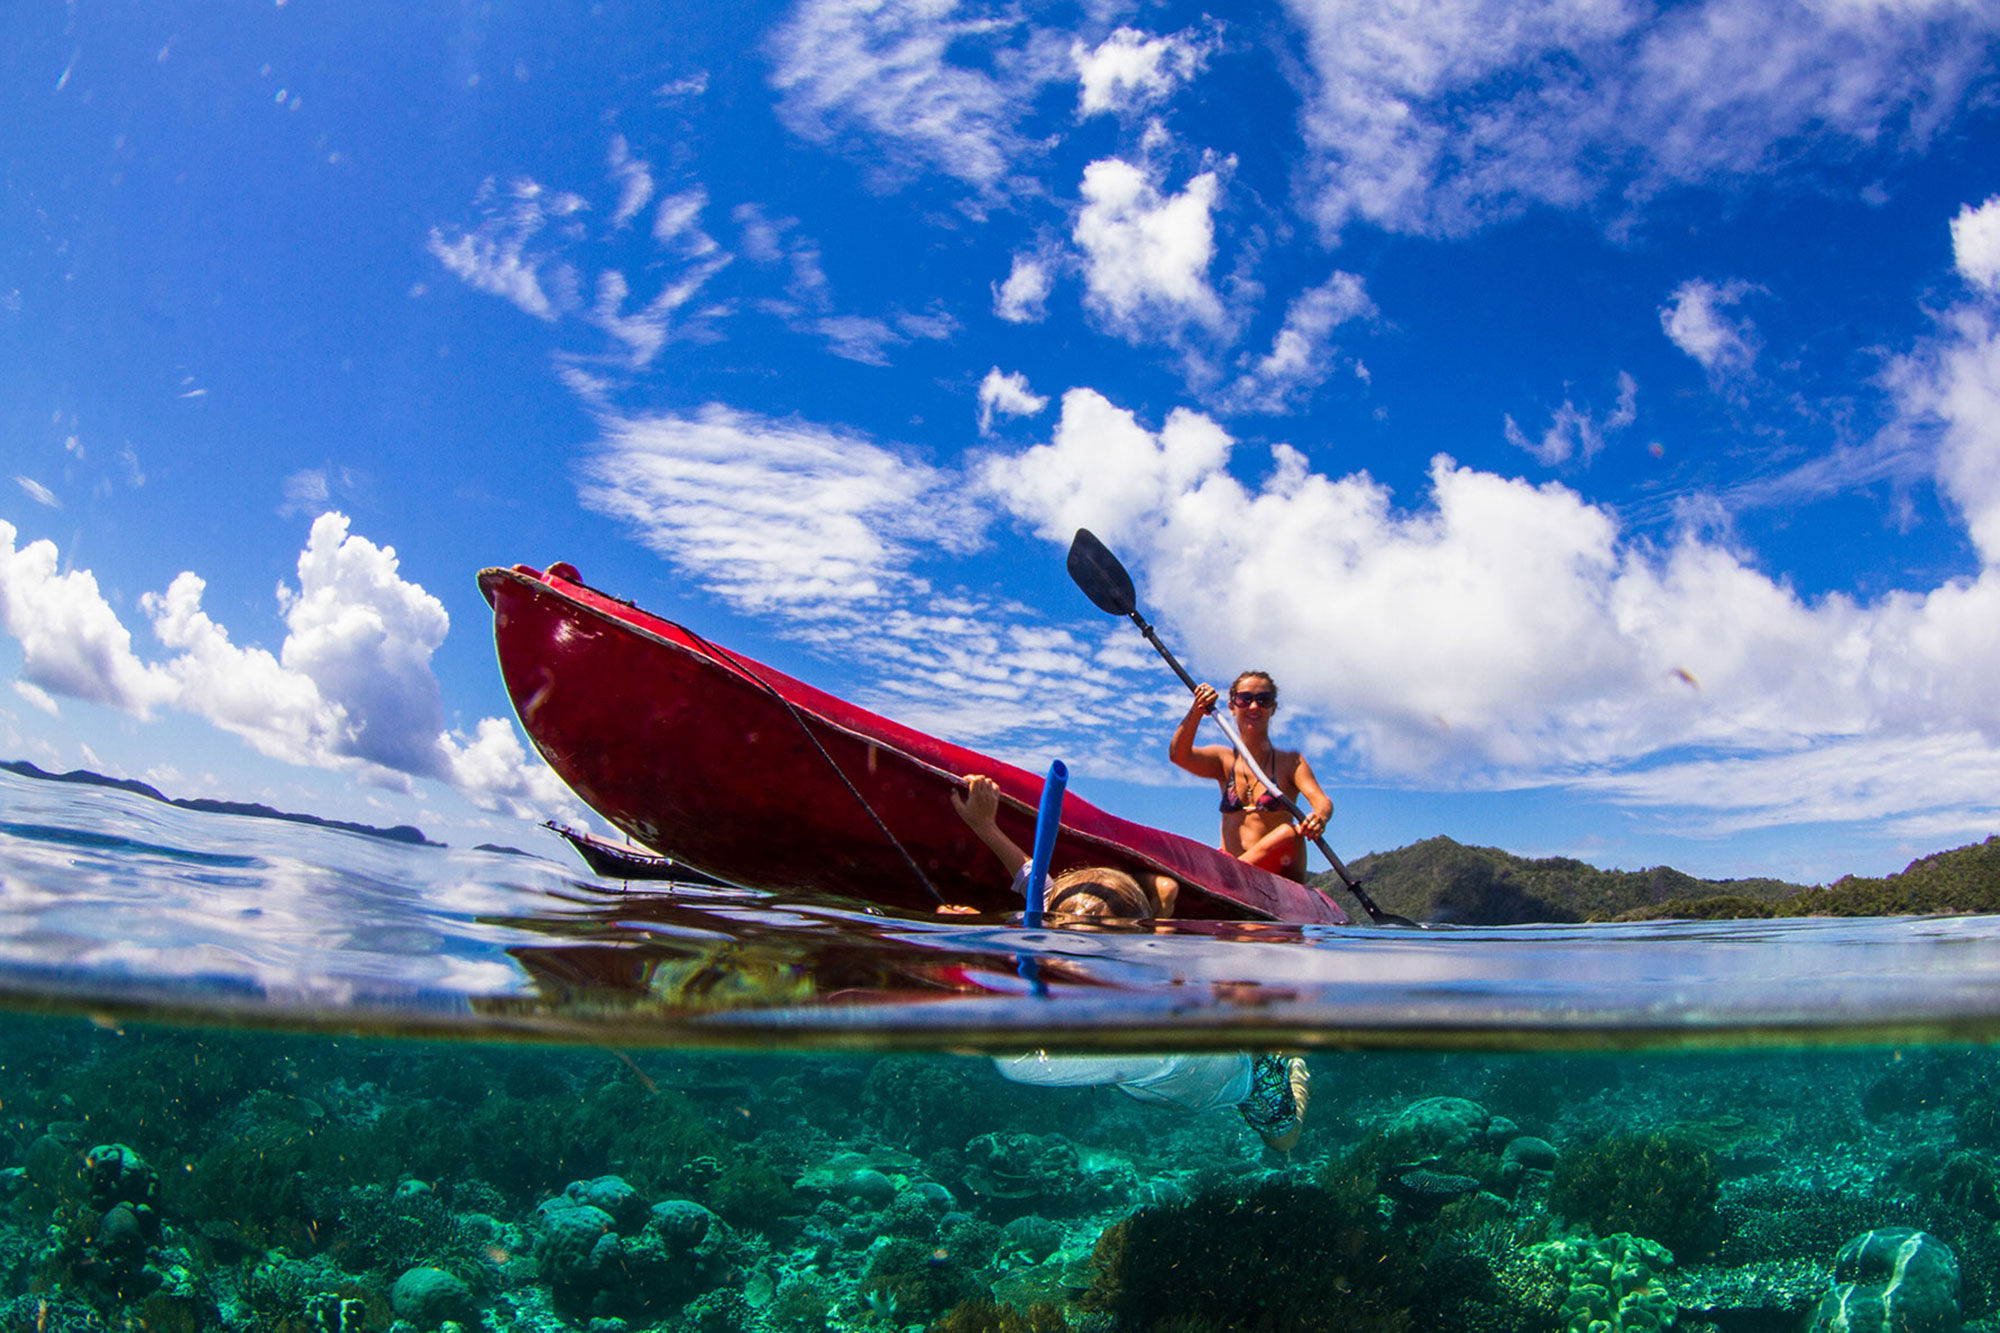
[1219,761,1287,814]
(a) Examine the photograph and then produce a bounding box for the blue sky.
[4,0,2000,884]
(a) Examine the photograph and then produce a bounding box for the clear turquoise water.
[3,767,1998,1331]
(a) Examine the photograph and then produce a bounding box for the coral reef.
[1550,1131,1722,1259]
[4,1015,2000,1333]
[1520,1233,1676,1333]
[530,1177,735,1321]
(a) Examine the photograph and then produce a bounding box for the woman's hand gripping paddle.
[1065,528,1419,928]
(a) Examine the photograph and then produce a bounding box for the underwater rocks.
[84,1143,157,1210]
[1383,1095,1496,1158]
[531,1175,734,1321]
[1808,1228,1960,1333]
[15,1140,218,1322]
[391,1264,476,1330]
[960,1132,1135,1219]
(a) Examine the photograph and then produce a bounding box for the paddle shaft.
[1126,606,1404,926]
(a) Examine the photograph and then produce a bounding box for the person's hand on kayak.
[951,774,1002,832]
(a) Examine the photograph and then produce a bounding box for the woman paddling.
[1170,671,1333,882]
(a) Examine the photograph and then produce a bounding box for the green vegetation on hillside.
[1316,834,2000,924]
[1619,836,2000,922]
[1316,836,1804,925]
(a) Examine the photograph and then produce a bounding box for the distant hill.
[1318,833,2000,924]
[1,759,438,847]
[1615,836,2000,921]
[1319,835,1808,925]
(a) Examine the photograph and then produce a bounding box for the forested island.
[1327,834,2000,924]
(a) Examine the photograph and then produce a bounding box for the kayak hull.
[480,563,1346,924]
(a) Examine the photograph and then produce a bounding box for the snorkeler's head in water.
[949,774,1179,919]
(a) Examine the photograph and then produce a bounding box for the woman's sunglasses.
[1230,690,1276,709]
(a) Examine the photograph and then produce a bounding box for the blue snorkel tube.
[1021,760,1067,929]
[1016,761,1068,997]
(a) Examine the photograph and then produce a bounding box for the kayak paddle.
[1065,527,1418,928]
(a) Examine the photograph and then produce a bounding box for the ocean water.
[3,767,1999,1332]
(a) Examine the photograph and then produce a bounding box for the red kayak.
[480,563,1347,925]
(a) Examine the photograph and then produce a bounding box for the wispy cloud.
[578,405,983,613]
[572,405,1168,763]
[430,159,739,372]
[654,187,723,257]
[1223,270,1375,414]
[12,679,58,716]
[1505,371,1638,467]
[1285,0,2000,240]
[767,0,1066,199]
[1660,278,1759,380]
[1579,732,2000,841]
[607,135,655,229]
[14,476,59,509]
[426,178,585,321]
[277,466,367,519]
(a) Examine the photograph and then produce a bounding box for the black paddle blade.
[1067,528,1137,617]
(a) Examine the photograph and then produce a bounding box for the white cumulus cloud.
[1073,158,1226,338]
[1074,26,1212,117]
[0,522,175,713]
[978,387,2000,837]
[1884,303,2000,567]
[993,253,1054,323]
[976,367,1049,433]
[0,516,576,820]
[981,387,1232,550]
[1952,195,2000,294]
